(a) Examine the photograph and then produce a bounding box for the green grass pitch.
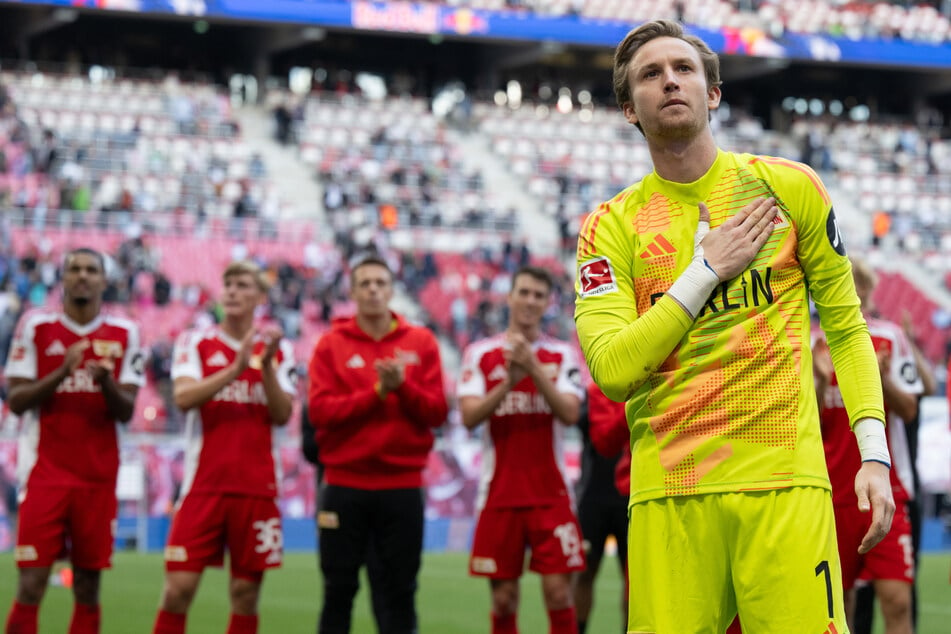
[0,551,948,632]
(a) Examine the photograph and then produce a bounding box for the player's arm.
[878,351,917,423]
[812,338,833,414]
[173,330,252,411]
[588,385,629,458]
[6,338,89,415]
[90,365,138,423]
[259,327,294,426]
[459,387,509,430]
[306,335,381,428]
[791,165,893,552]
[575,199,776,402]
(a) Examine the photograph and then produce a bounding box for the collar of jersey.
[643,148,727,206]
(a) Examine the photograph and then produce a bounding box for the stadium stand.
[0,0,949,566]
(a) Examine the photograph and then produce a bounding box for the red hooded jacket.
[307,313,448,489]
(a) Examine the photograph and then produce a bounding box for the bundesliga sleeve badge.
[578,256,619,297]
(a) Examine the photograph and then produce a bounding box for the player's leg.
[154,493,225,634]
[729,487,848,634]
[873,580,912,634]
[69,569,102,634]
[609,499,629,634]
[226,496,283,634]
[626,496,735,633]
[572,494,606,634]
[317,484,371,634]
[833,503,868,633]
[6,486,70,633]
[365,540,389,632]
[541,573,577,634]
[528,503,586,634]
[6,568,51,634]
[862,504,915,634]
[367,487,423,634]
[226,572,264,634]
[68,485,117,634]
[490,579,520,634]
[470,508,527,633]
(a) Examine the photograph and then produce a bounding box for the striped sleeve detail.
[749,156,830,206]
[577,203,611,258]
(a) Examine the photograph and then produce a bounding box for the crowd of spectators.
[0,71,281,237]
[365,0,951,43]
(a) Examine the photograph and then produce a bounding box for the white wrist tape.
[667,217,720,319]
[854,417,890,467]
[667,259,720,318]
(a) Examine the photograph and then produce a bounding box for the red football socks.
[152,609,186,634]
[5,601,39,634]
[548,606,578,634]
[68,603,101,634]
[491,612,518,634]
[226,613,258,634]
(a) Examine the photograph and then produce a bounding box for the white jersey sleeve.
[456,342,488,398]
[117,321,146,387]
[170,330,204,381]
[276,338,298,395]
[554,342,585,400]
[4,313,40,380]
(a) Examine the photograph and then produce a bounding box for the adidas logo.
[207,351,229,367]
[44,340,66,356]
[488,365,508,382]
[638,234,677,259]
[346,354,366,369]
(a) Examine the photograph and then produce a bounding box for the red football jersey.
[457,333,585,509]
[172,326,297,498]
[819,317,923,506]
[5,309,145,488]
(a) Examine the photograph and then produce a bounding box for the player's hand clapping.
[374,358,405,397]
[61,339,90,377]
[504,332,537,387]
[260,325,284,370]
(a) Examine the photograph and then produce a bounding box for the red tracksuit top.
[307,312,448,490]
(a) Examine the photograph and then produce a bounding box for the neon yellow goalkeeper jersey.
[574,149,884,504]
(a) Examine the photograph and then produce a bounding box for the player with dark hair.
[575,19,894,632]
[152,260,296,634]
[5,247,144,634]
[308,254,448,634]
[459,265,586,634]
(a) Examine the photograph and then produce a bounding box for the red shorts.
[469,502,586,579]
[164,493,282,578]
[834,501,914,589]
[15,484,116,570]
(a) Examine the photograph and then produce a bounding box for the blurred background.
[0,0,948,555]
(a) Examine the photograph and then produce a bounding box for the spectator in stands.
[458,265,585,634]
[307,253,448,634]
[814,258,922,634]
[4,247,144,634]
[575,20,893,633]
[152,260,296,634]
[32,129,57,176]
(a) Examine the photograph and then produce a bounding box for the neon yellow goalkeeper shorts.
[626,486,848,634]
